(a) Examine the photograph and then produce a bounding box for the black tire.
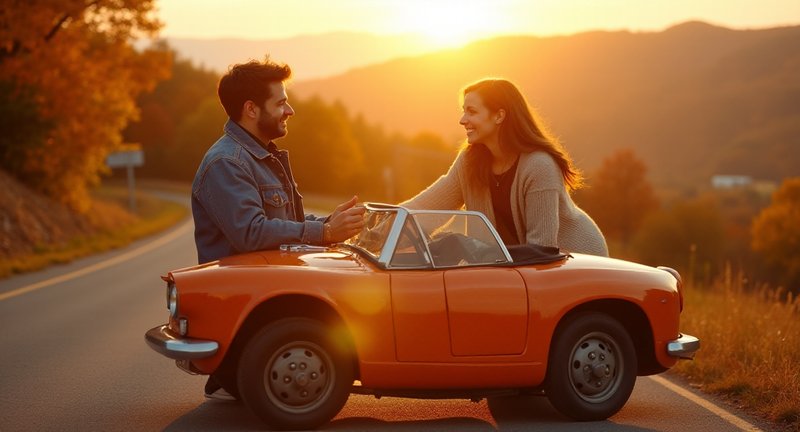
[545,312,637,421]
[237,318,354,430]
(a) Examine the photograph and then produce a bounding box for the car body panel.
[444,268,528,356]
[150,204,693,392]
[521,256,682,371]
[390,271,451,362]
[171,259,396,373]
[164,249,681,386]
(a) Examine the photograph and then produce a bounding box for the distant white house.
[712,175,752,189]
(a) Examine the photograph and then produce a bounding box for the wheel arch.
[551,299,665,376]
[221,294,360,380]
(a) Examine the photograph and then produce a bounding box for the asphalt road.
[0,201,772,431]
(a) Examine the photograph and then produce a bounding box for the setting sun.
[392,1,505,48]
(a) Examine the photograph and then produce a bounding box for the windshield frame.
[345,203,513,270]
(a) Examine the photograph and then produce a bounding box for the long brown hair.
[461,78,583,192]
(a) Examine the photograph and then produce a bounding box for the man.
[191,57,365,399]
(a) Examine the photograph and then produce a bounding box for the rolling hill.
[291,22,800,188]
[165,32,435,80]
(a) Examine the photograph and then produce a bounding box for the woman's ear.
[495,108,506,124]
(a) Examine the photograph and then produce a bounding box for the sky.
[156,0,800,47]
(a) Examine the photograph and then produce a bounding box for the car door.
[444,267,528,356]
[391,267,528,361]
[390,270,451,362]
[389,210,527,360]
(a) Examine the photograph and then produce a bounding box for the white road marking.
[649,375,763,431]
[0,219,193,302]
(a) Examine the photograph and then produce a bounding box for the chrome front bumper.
[667,333,700,359]
[145,324,219,360]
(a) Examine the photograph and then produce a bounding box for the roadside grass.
[0,184,187,278]
[673,268,800,430]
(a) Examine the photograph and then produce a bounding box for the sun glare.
[394,1,503,48]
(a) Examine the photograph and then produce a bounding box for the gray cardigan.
[402,150,609,256]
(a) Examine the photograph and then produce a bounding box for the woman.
[402,78,608,256]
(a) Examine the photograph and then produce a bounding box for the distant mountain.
[291,22,800,188]
[165,32,435,80]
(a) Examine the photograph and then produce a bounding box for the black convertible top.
[506,244,569,265]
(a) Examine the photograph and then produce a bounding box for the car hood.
[562,252,662,272]
[258,246,365,269]
[170,245,367,275]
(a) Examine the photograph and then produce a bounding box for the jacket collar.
[223,119,272,160]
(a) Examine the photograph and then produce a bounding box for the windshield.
[346,205,510,268]
[414,213,509,267]
[345,208,397,260]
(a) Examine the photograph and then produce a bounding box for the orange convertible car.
[145,203,699,430]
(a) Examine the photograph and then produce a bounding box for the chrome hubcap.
[568,331,621,403]
[265,341,334,413]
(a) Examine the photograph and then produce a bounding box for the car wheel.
[237,317,353,430]
[545,311,637,421]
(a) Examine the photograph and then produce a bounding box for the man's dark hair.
[217,57,292,121]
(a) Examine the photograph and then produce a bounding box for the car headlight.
[167,282,178,318]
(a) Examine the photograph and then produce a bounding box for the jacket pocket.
[259,184,290,218]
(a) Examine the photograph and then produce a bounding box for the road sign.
[106,150,144,168]
[106,149,144,213]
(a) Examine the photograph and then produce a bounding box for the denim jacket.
[191,119,325,263]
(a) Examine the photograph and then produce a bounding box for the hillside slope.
[0,170,94,260]
[166,32,435,80]
[0,170,141,266]
[292,22,800,187]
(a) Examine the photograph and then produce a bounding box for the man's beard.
[257,114,286,140]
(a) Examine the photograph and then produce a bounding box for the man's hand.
[325,196,366,243]
[329,195,358,221]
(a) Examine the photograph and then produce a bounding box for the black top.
[490,157,519,245]
[505,244,568,264]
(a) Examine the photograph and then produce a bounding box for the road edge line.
[649,375,763,431]
[0,219,193,302]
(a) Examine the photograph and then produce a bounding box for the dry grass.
[673,267,800,430]
[0,186,187,278]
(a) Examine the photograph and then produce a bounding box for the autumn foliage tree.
[124,50,220,180]
[631,197,725,281]
[751,177,800,291]
[578,149,659,249]
[0,0,170,211]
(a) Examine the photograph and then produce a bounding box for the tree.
[123,50,221,179]
[751,177,800,290]
[709,187,770,271]
[631,197,725,283]
[578,149,659,249]
[349,114,392,201]
[279,96,365,196]
[390,131,455,203]
[167,96,227,181]
[0,81,52,178]
[0,0,170,211]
